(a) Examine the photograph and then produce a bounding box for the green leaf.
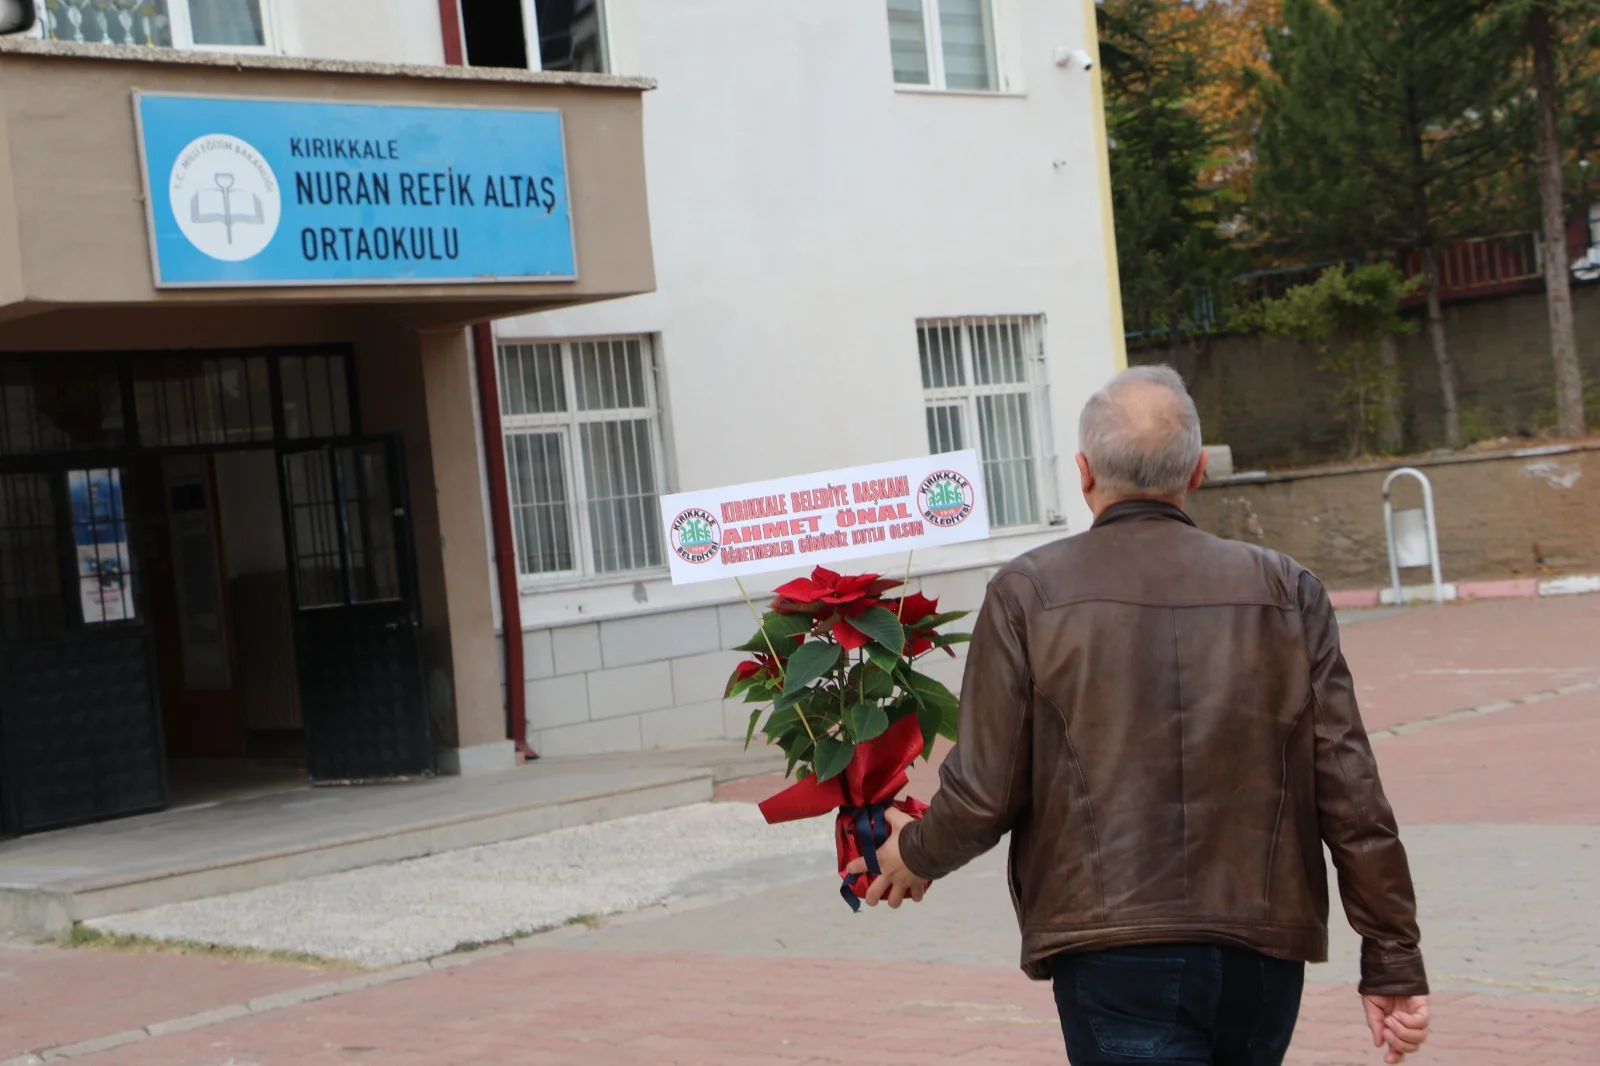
[862,665,895,701]
[849,605,906,656]
[772,685,806,713]
[783,732,815,777]
[912,610,970,632]
[865,643,901,675]
[732,611,811,655]
[940,697,960,742]
[813,734,856,782]
[847,702,889,742]
[743,707,763,749]
[901,668,960,748]
[916,699,942,759]
[725,672,764,700]
[761,706,799,741]
[781,639,842,698]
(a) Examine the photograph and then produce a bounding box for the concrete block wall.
[517,564,994,758]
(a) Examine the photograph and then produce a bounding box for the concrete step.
[0,759,718,939]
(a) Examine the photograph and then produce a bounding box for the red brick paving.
[1338,596,1600,732]
[60,949,1600,1066]
[1376,689,1600,826]
[0,940,336,1058]
[12,594,1597,1065]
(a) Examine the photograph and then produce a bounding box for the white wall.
[272,0,445,65]
[493,0,1120,630]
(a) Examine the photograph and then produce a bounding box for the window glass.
[887,0,931,85]
[134,355,273,447]
[506,431,576,575]
[535,0,607,73]
[0,360,125,456]
[188,0,264,46]
[0,473,69,640]
[939,0,995,91]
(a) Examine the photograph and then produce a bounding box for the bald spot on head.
[1078,365,1204,499]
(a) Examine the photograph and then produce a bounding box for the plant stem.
[898,551,914,621]
[734,577,816,744]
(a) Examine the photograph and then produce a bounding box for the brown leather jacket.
[899,500,1427,995]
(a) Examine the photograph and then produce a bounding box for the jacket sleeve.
[1301,570,1428,996]
[898,572,1033,882]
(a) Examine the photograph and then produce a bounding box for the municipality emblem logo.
[918,470,975,528]
[168,133,282,262]
[670,507,721,565]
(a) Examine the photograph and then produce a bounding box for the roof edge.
[0,38,655,91]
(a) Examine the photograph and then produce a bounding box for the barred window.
[497,337,667,581]
[919,315,1058,528]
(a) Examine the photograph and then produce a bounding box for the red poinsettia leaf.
[772,577,824,603]
[831,620,871,651]
[837,597,888,619]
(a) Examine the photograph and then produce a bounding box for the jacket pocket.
[1074,953,1186,1059]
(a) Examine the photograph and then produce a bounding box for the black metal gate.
[278,435,433,782]
[0,465,166,837]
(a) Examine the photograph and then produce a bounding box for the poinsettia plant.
[726,566,969,782]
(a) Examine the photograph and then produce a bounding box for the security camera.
[1055,47,1095,72]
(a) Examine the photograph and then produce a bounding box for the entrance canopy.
[0,38,656,333]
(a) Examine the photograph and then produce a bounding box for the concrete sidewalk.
[0,741,781,939]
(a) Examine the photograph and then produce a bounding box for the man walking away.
[852,366,1430,1064]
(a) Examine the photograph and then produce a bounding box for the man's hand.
[1362,995,1429,1064]
[842,806,931,909]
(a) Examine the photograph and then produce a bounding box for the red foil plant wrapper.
[726,567,969,909]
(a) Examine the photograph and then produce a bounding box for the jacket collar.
[1091,498,1197,530]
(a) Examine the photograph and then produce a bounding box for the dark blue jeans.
[1050,943,1305,1065]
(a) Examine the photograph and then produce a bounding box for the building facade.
[0,0,1123,838]
[482,0,1125,756]
[0,0,655,835]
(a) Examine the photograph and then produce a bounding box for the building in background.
[0,0,653,835]
[476,1,1124,756]
[0,0,1122,825]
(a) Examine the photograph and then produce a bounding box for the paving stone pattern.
[4,595,1598,1065]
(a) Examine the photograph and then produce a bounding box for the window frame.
[497,334,670,589]
[888,0,1001,94]
[34,0,279,56]
[918,315,1061,530]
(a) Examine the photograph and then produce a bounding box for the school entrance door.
[0,350,434,838]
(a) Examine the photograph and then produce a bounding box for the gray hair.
[1078,365,1204,497]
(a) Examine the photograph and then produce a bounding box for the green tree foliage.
[1241,265,1420,457]
[1248,0,1521,449]
[1099,0,1243,354]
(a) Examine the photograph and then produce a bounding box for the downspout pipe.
[439,0,535,760]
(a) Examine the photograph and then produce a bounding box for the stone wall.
[513,567,984,757]
[1188,443,1600,588]
[1133,286,1600,469]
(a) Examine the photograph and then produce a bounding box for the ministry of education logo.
[168,133,282,262]
[670,507,721,564]
[918,470,975,528]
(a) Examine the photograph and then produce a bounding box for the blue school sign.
[134,93,576,287]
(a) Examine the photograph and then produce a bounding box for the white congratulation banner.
[659,451,990,586]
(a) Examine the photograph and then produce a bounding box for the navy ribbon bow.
[839,802,892,912]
